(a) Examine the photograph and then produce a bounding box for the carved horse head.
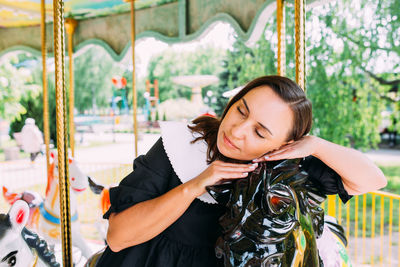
[0,200,59,267]
[47,151,88,196]
[207,159,326,267]
[39,151,92,260]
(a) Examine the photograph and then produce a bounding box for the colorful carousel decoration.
[0,0,351,266]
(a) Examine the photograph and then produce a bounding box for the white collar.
[159,121,217,204]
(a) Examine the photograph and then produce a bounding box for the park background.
[0,0,399,266]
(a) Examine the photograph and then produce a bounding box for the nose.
[230,120,248,140]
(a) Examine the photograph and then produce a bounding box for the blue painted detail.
[39,203,78,224]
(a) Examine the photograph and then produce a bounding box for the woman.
[96,76,386,266]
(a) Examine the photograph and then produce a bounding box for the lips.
[223,133,239,150]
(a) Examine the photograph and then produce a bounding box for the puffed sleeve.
[301,156,352,203]
[103,138,173,219]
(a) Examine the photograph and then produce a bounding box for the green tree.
[121,70,147,110]
[215,33,277,116]
[219,0,389,150]
[147,46,226,102]
[323,0,399,134]
[73,46,119,114]
[303,0,398,148]
[9,70,58,146]
[0,54,40,120]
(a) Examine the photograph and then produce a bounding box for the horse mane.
[46,161,55,196]
[100,188,110,214]
[0,214,11,239]
[21,227,60,267]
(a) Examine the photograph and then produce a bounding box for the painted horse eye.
[8,255,16,266]
[267,193,292,214]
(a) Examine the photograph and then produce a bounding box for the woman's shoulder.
[159,121,216,204]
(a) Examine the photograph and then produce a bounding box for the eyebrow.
[241,98,274,136]
[2,251,17,262]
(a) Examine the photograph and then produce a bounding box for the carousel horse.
[206,159,351,267]
[2,186,42,229]
[87,177,114,243]
[0,200,60,267]
[2,152,92,261]
[38,152,92,260]
[88,177,111,217]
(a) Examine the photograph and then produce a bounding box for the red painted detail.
[270,196,282,206]
[72,187,86,192]
[69,159,73,164]
[121,77,127,87]
[16,209,25,224]
[71,177,75,181]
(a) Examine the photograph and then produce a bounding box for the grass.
[379,165,400,194]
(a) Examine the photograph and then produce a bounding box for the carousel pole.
[53,0,73,266]
[65,18,78,157]
[129,0,138,157]
[294,0,306,90]
[276,0,286,76]
[41,0,51,177]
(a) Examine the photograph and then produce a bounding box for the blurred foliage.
[0,54,40,120]
[147,46,226,102]
[121,71,147,110]
[215,32,277,115]
[9,67,57,146]
[2,0,398,151]
[313,0,399,145]
[73,47,120,114]
[217,0,398,150]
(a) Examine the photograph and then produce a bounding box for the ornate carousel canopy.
[0,0,326,60]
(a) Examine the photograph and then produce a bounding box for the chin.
[216,138,230,158]
[217,139,248,161]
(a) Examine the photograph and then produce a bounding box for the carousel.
[0,0,393,266]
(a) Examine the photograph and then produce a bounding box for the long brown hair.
[189,75,312,163]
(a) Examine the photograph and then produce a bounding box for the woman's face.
[217,86,294,161]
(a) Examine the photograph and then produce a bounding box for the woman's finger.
[216,161,256,168]
[219,171,249,179]
[216,163,258,173]
[252,148,291,162]
[264,149,299,161]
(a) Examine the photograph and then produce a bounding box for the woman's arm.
[107,179,199,252]
[107,161,256,252]
[253,136,387,195]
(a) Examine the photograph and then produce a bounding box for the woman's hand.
[190,160,257,196]
[252,135,319,162]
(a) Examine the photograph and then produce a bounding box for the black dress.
[96,138,351,267]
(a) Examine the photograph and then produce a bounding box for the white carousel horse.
[37,152,92,260]
[2,152,94,261]
[87,177,114,243]
[0,200,60,267]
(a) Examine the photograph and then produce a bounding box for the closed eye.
[255,129,265,139]
[237,106,265,138]
[237,106,245,117]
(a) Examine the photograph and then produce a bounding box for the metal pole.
[53,0,73,265]
[130,0,138,157]
[65,18,77,157]
[276,0,286,76]
[295,0,306,91]
[41,0,50,177]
